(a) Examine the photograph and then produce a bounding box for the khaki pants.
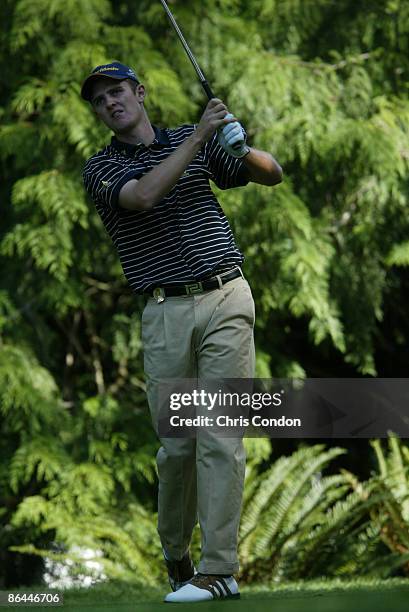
[142,275,255,574]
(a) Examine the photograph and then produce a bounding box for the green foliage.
[2,0,409,587]
[369,437,409,571]
[10,503,160,584]
[238,437,409,583]
[0,330,159,585]
[2,171,88,281]
[0,344,60,422]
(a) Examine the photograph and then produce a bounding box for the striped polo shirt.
[82,124,249,293]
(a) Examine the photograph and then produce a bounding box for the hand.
[217,114,250,158]
[195,99,237,144]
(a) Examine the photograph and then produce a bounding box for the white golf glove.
[217,113,250,158]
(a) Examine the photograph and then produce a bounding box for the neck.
[114,112,155,146]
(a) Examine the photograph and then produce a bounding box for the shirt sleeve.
[83,154,143,210]
[202,129,250,190]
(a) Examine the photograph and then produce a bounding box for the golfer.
[81,62,282,603]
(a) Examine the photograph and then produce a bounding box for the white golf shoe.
[164,573,240,603]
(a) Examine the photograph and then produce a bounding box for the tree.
[1,0,409,586]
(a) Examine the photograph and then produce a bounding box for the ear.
[135,83,146,103]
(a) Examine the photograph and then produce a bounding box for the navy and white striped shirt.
[83,124,249,293]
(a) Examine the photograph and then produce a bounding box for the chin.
[113,120,135,135]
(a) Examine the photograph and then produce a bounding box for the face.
[90,78,145,134]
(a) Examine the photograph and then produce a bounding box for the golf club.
[159,0,244,150]
[160,0,215,100]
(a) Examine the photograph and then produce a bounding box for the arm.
[242,147,283,186]
[119,134,202,210]
[119,99,236,211]
[216,116,283,186]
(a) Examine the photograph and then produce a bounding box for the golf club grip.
[202,82,243,152]
[201,80,215,100]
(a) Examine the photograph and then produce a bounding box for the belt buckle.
[184,281,203,295]
[153,287,165,303]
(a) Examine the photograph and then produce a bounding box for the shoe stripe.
[184,574,238,600]
[219,577,233,597]
[215,580,227,597]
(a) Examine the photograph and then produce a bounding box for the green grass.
[7,578,409,611]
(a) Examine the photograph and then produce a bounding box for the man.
[81,62,282,603]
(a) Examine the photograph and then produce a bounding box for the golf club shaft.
[159,0,215,100]
[159,0,244,152]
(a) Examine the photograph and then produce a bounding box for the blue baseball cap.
[81,62,140,101]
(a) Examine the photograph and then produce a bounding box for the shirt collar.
[111,125,170,156]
